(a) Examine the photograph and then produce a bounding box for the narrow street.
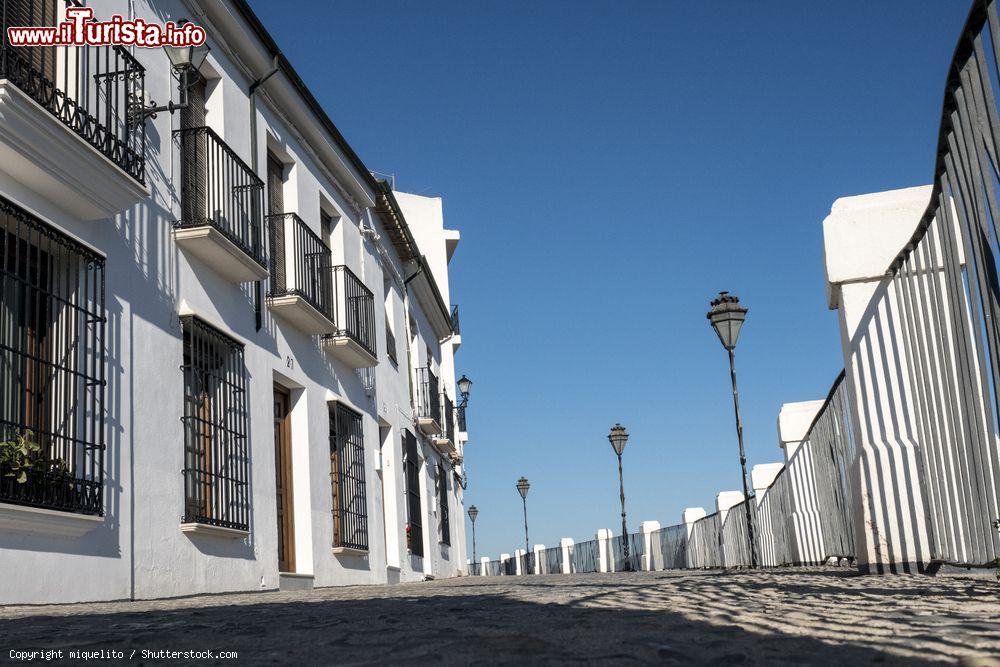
[2,568,998,665]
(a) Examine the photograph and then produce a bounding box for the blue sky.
[247,0,970,559]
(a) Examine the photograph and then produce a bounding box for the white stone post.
[532,544,545,574]
[513,549,525,576]
[778,401,827,565]
[639,520,661,571]
[499,553,510,576]
[596,528,613,572]
[682,508,706,569]
[824,185,934,573]
[560,538,574,574]
[479,556,490,576]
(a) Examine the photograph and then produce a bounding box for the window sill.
[332,546,369,557]
[0,502,103,537]
[180,522,249,539]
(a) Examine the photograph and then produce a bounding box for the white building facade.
[0,0,471,604]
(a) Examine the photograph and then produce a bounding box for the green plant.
[0,431,42,484]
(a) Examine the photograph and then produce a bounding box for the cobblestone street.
[1,567,999,665]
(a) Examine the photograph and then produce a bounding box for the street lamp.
[468,505,479,566]
[131,20,212,121]
[456,374,472,432]
[516,476,530,573]
[608,423,632,572]
[707,291,758,568]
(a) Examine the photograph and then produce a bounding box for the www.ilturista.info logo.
[6,7,206,48]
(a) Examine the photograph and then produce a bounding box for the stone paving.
[1,567,999,665]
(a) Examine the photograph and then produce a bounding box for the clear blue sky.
[247,0,969,560]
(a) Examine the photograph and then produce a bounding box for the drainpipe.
[249,56,281,331]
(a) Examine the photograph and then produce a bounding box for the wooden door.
[273,385,294,572]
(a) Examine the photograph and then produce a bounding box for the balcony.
[266,213,337,334]
[450,304,461,350]
[173,126,268,283]
[457,404,467,435]
[415,367,442,435]
[322,266,377,368]
[433,393,457,454]
[0,0,148,218]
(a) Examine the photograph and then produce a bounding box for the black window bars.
[180,316,250,531]
[438,461,450,546]
[0,194,105,515]
[404,430,423,557]
[0,0,147,183]
[329,402,368,551]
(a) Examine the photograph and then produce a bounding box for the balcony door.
[6,0,58,83]
[273,385,295,573]
[179,76,207,225]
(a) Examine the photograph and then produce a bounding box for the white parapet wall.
[533,544,545,575]
[824,184,935,573]
[778,400,827,565]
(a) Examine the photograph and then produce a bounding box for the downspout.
[249,55,281,331]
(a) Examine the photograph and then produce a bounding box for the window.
[404,430,423,557]
[180,316,250,531]
[0,195,105,515]
[329,402,368,551]
[438,461,450,546]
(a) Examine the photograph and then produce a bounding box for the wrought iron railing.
[542,546,563,574]
[0,194,105,515]
[416,367,441,425]
[571,539,600,573]
[174,126,266,270]
[442,393,455,443]
[267,213,334,323]
[324,265,376,355]
[0,0,146,182]
[610,533,644,572]
[456,404,467,433]
[450,304,460,335]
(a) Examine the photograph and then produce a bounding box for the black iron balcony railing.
[450,304,460,335]
[174,126,266,269]
[385,320,398,365]
[442,393,455,443]
[457,404,467,432]
[416,367,441,425]
[267,212,334,321]
[0,0,146,182]
[325,265,376,356]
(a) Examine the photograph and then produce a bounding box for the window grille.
[0,194,105,514]
[438,461,450,546]
[180,316,250,531]
[404,430,423,557]
[330,402,368,550]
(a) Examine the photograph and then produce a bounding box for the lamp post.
[608,424,632,571]
[516,477,530,573]
[467,505,479,567]
[131,20,212,120]
[707,291,758,568]
[456,374,472,433]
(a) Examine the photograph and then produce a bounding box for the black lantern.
[131,20,211,121]
[458,374,472,402]
[707,291,748,351]
[608,423,632,570]
[516,477,530,499]
[468,505,479,567]
[516,477,531,571]
[163,22,211,72]
[467,505,478,523]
